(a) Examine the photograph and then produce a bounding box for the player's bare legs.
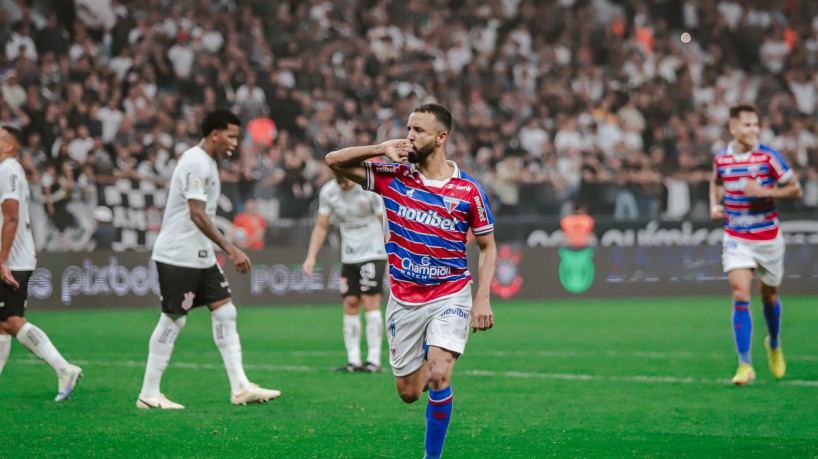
[394,346,456,459]
[1,316,81,401]
[208,298,280,404]
[728,269,755,384]
[360,293,383,372]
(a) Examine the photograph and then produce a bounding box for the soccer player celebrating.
[303,172,387,373]
[326,103,496,459]
[0,126,82,401]
[710,104,802,385]
[136,109,280,409]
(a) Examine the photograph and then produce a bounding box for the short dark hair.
[729,104,757,120]
[1,125,23,146]
[201,109,241,137]
[412,103,452,132]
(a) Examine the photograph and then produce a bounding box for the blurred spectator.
[0,0,813,253]
[232,198,266,250]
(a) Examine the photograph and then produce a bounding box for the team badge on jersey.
[443,196,460,213]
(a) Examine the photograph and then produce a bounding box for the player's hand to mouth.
[381,139,413,163]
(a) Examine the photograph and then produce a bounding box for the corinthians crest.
[491,244,523,299]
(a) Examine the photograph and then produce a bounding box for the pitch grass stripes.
[11,357,818,387]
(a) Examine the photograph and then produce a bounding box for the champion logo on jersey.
[9,174,16,192]
[405,189,415,199]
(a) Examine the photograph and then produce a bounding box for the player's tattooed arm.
[188,199,251,274]
[744,176,803,200]
[325,140,414,184]
[472,232,496,333]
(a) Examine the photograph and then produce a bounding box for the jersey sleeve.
[180,158,209,202]
[362,161,399,195]
[469,182,494,236]
[317,183,332,216]
[0,166,21,204]
[768,151,794,184]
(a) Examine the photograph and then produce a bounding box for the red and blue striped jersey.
[363,160,494,305]
[712,143,794,241]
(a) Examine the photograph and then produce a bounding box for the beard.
[408,142,434,164]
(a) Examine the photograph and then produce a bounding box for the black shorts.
[0,270,32,321]
[340,259,386,297]
[155,261,232,315]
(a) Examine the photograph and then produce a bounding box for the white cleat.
[136,393,185,410]
[54,364,83,402]
[230,383,281,405]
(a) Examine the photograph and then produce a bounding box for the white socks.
[343,313,362,366]
[15,322,69,374]
[140,313,186,398]
[0,334,10,377]
[365,310,383,365]
[211,302,251,393]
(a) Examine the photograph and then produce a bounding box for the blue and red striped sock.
[732,300,752,364]
[424,386,453,459]
[763,298,782,349]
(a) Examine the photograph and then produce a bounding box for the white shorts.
[722,234,785,287]
[385,286,472,377]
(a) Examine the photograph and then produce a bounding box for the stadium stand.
[0,0,816,251]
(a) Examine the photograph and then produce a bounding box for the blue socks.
[763,298,782,349]
[424,386,453,459]
[732,301,752,364]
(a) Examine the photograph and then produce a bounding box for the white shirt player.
[152,145,220,269]
[317,180,386,264]
[0,157,36,270]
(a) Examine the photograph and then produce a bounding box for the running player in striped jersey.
[326,103,496,459]
[709,104,802,385]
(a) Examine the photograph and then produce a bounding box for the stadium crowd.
[1,0,817,251]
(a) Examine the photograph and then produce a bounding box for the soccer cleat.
[333,363,360,373]
[230,383,281,405]
[136,393,185,409]
[765,337,786,379]
[731,363,756,386]
[358,362,382,373]
[54,364,83,402]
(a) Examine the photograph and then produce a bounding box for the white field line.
[117,349,818,362]
[10,358,818,387]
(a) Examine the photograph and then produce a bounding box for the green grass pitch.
[3,296,818,458]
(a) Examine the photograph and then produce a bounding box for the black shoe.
[334,363,360,373]
[358,362,382,373]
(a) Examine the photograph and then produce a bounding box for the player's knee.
[731,289,751,303]
[398,388,421,404]
[427,368,451,389]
